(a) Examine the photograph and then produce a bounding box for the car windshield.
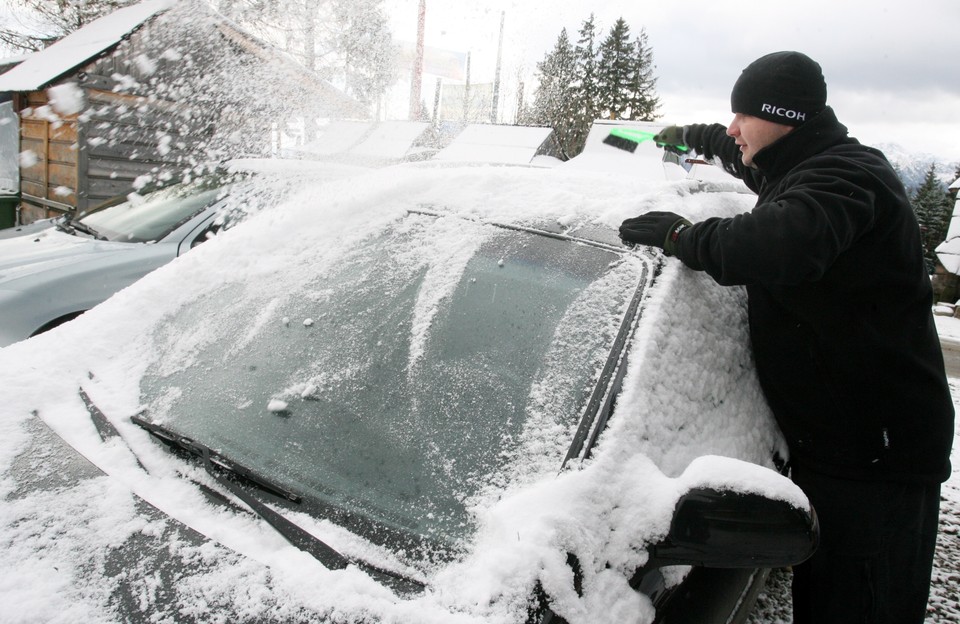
[140,213,645,551]
[76,175,236,243]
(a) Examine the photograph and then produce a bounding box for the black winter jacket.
[676,107,954,482]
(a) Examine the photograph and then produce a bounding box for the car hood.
[5,407,356,623]
[0,229,142,287]
[0,218,57,240]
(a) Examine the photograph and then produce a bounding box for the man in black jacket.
[620,51,954,623]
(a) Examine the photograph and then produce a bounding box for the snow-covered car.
[0,216,60,240]
[0,160,365,348]
[0,172,249,348]
[0,149,816,623]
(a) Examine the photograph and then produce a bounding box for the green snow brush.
[602,128,690,153]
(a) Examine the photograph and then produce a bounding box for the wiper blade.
[130,414,348,570]
[130,415,428,592]
[54,219,76,235]
[131,414,302,503]
[68,219,107,240]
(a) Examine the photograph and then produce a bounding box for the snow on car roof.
[0,160,797,623]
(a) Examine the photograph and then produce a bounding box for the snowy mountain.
[876,143,959,193]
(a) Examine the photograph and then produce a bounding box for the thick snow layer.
[0,161,799,623]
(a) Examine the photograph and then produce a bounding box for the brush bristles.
[602,134,639,153]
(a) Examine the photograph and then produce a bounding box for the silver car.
[0,172,260,347]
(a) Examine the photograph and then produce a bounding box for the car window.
[140,213,645,551]
[77,177,235,243]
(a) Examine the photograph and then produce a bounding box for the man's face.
[726,113,794,167]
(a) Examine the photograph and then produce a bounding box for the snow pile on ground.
[0,162,804,623]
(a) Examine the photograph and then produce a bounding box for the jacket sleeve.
[684,123,762,191]
[673,157,880,286]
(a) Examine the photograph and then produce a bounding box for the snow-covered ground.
[747,314,960,623]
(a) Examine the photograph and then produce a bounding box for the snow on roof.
[433,124,553,165]
[295,120,376,157]
[0,52,33,69]
[937,233,960,274]
[944,197,960,242]
[951,177,960,191]
[346,120,430,160]
[0,0,175,92]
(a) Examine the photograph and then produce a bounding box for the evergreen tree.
[912,163,954,272]
[529,15,662,159]
[328,0,396,107]
[568,15,600,155]
[627,28,661,121]
[597,18,634,120]
[530,28,578,159]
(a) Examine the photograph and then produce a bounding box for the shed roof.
[0,0,174,92]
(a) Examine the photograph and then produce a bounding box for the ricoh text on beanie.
[730,51,827,126]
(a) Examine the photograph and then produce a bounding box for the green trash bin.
[0,194,17,230]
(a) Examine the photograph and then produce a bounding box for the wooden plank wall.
[80,86,205,205]
[19,91,80,221]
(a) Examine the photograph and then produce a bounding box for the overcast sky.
[385,0,960,162]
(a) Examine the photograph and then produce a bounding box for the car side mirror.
[647,487,819,569]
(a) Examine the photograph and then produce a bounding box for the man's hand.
[653,125,689,155]
[619,211,692,256]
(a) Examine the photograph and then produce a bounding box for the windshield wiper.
[54,219,76,235]
[130,414,427,593]
[68,219,107,240]
[130,414,350,570]
[55,217,106,240]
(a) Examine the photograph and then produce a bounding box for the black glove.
[653,125,689,155]
[619,211,692,256]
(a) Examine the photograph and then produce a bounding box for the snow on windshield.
[139,209,647,551]
[400,214,485,368]
[0,162,801,624]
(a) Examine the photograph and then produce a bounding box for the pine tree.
[529,15,662,159]
[327,0,396,107]
[597,18,634,120]
[530,28,579,159]
[912,163,954,272]
[627,28,661,121]
[568,15,600,155]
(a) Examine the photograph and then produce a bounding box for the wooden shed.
[0,0,366,224]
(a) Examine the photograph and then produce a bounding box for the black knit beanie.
[730,51,827,126]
